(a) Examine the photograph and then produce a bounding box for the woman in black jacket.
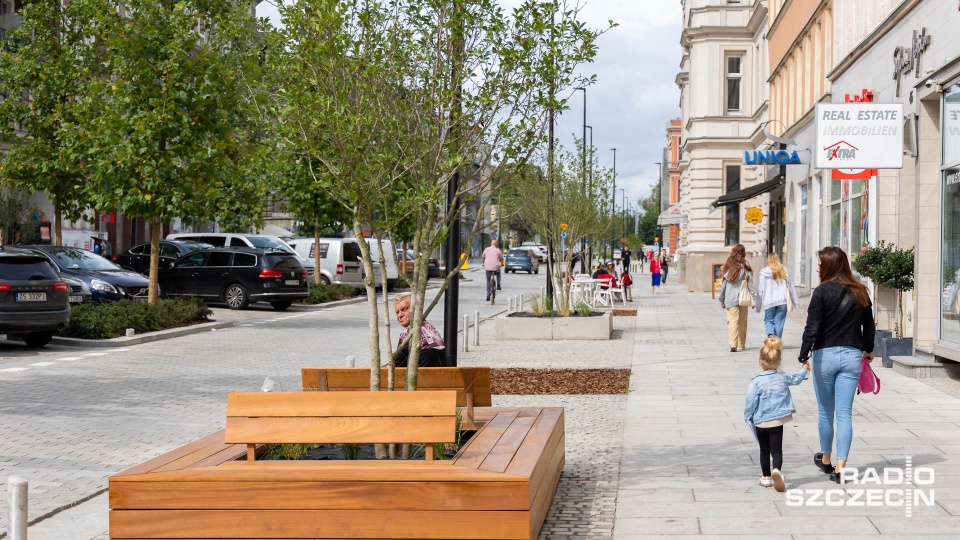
[799,246,875,483]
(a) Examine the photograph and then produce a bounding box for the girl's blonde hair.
[767,253,787,282]
[759,336,783,371]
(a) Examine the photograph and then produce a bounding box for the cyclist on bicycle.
[482,239,505,301]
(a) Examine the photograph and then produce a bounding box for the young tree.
[0,0,99,244]
[75,0,267,302]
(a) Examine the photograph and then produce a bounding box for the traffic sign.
[560,232,567,239]
[560,223,568,232]
[654,242,660,248]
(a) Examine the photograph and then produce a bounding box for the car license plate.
[284,279,299,286]
[16,292,46,302]
[69,295,83,303]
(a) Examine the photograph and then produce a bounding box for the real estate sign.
[814,103,904,169]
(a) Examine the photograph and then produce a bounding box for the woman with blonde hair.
[755,253,800,338]
[718,244,755,352]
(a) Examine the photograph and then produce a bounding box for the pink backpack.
[858,359,881,395]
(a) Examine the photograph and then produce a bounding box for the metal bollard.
[515,295,520,310]
[8,476,27,540]
[345,355,355,367]
[474,310,480,346]
[463,315,469,352]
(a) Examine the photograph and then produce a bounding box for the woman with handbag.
[799,246,875,483]
[755,253,800,338]
[718,244,755,352]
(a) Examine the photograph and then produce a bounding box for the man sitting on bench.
[393,292,444,367]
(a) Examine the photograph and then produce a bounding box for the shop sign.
[744,150,801,165]
[833,168,877,180]
[947,169,960,187]
[745,207,764,225]
[814,103,904,169]
[893,28,931,98]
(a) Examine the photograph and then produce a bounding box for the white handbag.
[737,278,755,308]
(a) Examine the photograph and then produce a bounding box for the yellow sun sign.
[745,207,765,225]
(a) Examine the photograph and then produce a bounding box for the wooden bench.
[109,386,564,539]
[302,366,490,428]
[226,390,457,461]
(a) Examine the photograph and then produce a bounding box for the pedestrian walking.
[718,244,755,352]
[621,268,633,301]
[799,246,875,483]
[744,336,810,491]
[481,239,504,301]
[650,255,661,294]
[621,246,632,274]
[660,254,669,284]
[755,253,800,338]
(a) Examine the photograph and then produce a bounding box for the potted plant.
[873,243,915,366]
[852,242,892,362]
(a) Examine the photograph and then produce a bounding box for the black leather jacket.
[799,281,875,361]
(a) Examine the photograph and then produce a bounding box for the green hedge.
[60,298,213,339]
[304,283,357,304]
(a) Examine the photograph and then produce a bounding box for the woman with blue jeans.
[799,246,875,483]
[755,253,800,337]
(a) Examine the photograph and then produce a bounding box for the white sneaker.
[771,469,785,492]
[759,476,773,488]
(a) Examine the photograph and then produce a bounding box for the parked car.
[397,249,443,279]
[0,248,71,347]
[20,245,152,304]
[505,248,540,274]
[364,238,400,290]
[113,240,212,275]
[166,233,315,280]
[62,275,92,304]
[158,247,308,310]
[287,237,366,289]
[520,242,548,263]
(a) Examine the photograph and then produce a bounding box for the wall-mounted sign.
[814,103,904,169]
[832,168,877,180]
[844,89,875,103]
[744,150,801,165]
[893,28,931,98]
[745,207,765,225]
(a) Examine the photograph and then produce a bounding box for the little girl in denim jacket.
[744,337,810,491]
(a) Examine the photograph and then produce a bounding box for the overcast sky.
[256,1,682,217]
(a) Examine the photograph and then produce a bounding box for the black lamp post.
[575,86,587,274]
[609,147,616,261]
[585,125,593,267]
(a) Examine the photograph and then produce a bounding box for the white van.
[166,233,315,280]
[364,238,400,291]
[287,238,366,289]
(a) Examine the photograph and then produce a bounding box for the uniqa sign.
[743,150,801,165]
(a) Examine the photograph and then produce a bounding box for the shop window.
[942,167,960,345]
[724,165,740,246]
[826,178,868,258]
[799,183,808,285]
[725,54,742,115]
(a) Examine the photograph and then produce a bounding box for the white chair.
[593,276,614,306]
[608,276,627,305]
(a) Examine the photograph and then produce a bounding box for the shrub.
[61,298,212,339]
[304,283,357,304]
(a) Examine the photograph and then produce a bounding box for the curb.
[50,321,235,348]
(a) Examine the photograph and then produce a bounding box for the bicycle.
[489,271,497,304]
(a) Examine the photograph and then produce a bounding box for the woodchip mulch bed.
[612,309,637,316]
[490,368,631,395]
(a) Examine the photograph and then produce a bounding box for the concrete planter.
[874,330,893,366]
[882,337,914,367]
[494,312,612,340]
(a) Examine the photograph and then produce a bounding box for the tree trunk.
[147,220,161,304]
[54,206,63,246]
[313,212,322,285]
[353,216,381,392]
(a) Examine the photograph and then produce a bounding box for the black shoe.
[814,453,834,474]
[830,469,844,484]
[497,287,501,290]
[486,296,490,301]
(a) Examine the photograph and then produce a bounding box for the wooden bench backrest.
[301,367,492,407]
[225,391,457,461]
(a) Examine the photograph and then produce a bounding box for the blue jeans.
[764,305,788,337]
[811,346,862,460]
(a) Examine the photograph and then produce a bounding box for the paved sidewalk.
[615,283,960,537]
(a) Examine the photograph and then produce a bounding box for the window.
[199,235,226,246]
[175,253,205,268]
[826,178,868,258]
[206,252,232,267]
[233,253,257,267]
[724,165,740,246]
[725,54,743,114]
[799,183,808,285]
[129,244,147,255]
[229,237,248,247]
[160,244,179,258]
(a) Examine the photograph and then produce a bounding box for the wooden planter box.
[108,406,564,539]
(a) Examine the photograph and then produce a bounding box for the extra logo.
[823,140,859,162]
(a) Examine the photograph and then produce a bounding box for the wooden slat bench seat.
[109,388,563,539]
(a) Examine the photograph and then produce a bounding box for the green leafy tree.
[872,242,915,338]
[636,182,661,245]
[0,0,99,244]
[75,0,268,302]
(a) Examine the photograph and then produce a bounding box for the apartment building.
[676,0,769,291]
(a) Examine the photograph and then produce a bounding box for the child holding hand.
[744,336,810,491]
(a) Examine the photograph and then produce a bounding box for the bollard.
[520,293,524,307]
[8,476,27,540]
[125,328,135,337]
[508,297,513,312]
[463,315,469,352]
[515,295,520,310]
[345,355,355,367]
[474,310,480,346]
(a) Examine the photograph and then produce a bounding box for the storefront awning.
[709,177,784,211]
[657,203,684,226]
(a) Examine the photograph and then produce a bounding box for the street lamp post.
[585,125,593,268]
[544,3,556,300]
[443,0,465,367]
[575,86,587,274]
[610,148,616,261]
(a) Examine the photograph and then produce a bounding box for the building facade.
[677,0,770,291]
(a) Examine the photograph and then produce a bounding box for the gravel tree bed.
[491,368,631,395]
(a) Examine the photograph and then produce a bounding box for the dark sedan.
[113,240,212,275]
[158,247,308,310]
[21,245,152,303]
